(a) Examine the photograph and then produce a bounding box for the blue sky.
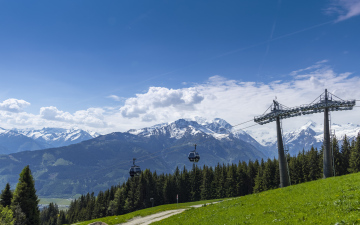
[0,0,360,134]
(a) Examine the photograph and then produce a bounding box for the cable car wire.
[64,120,260,180]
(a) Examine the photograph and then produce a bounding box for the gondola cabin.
[129,158,141,177]
[188,144,200,163]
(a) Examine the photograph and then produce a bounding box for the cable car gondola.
[188,144,200,163]
[129,158,141,177]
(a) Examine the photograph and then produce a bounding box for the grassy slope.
[72,199,226,225]
[154,172,360,224]
[39,198,72,205]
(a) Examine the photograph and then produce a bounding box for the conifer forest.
[1,134,360,224]
[36,134,360,225]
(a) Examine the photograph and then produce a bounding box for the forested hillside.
[0,121,265,198]
[53,134,359,225]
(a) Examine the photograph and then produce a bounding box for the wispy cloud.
[290,60,328,76]
[327,0,360,22]
[107,95,123,101]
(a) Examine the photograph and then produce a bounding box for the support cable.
[66,119,260,180]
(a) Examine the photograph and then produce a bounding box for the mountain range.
[257,121,360,156]
[0,117,359,198]
[0,127,99,154]
[0,118,265,197]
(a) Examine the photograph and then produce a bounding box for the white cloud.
[327,0,360,22]
[40,106,72,122]
[119,87,204,119]
[107,62,360,137]
[107,95,122,101]
[0,99,30,113]
[0,62,359,137]
[40,106,107,128]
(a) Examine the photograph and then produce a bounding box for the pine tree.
[332,136,341,176]
[307,146,320,181]
[1,183,13,207]
[200,166,212,200]
[340,135,351,175]
[247,160,258,194]
[349,134,360,173]
[40,202,59,225]
[190,164,202,201]
[11,165,40,225]
[57,211,66,225]
[273,157,280,187]
[253,168,264,193]
[236,161,248,196]
[93,191,105,218]
[225,164,237,197]
[179,167,190,203]
[262,158,274,190]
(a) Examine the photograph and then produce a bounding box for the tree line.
[61,134,360,224]
[1,134,360,225]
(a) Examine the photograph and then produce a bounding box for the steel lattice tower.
[254,89,355,184]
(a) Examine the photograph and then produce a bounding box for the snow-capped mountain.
[0,128,48,154]
[128,117,272,158]
[128,117,239,139]
[258,121,360,156]
[0,127,100,154]
[14,127,100,148]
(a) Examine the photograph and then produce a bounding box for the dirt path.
[117,203,214,225]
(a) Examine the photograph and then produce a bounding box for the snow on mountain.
[127,117,273,157]
[253,120,360,156]
[0,127,100,154]
[245,128,277,146]
[13,127,100,148]
[0,127,48,154]
[128,117,235,140]
[128,118,214,139]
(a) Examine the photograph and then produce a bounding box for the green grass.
[39,198,72,206]
[153,173,360,224]
[72,199,226,225]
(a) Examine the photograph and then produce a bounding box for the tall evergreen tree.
[40,202,59,225]
[340,135,351,175]
[349,134,360,173]
[332,136,341,176]
[1,183,13,207]
[200,166,213,200]
[308,147,320,181]
[236,162,248,196]
[253,167,264,193]
[179,167,191,203]
[225,164,237,197]
[11,165,40,225]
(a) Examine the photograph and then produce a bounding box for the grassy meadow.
[72,172,360,224]
[154,172,360,224]
[39,198,73,206]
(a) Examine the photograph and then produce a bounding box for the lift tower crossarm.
[254,89,355,180]
[254,99,290,187]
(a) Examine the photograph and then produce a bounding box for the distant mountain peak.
[0,127,100,154]
[300,120,317,130]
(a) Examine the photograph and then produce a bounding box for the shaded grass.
[73,199,225,225]
[153,173,360,224]
[39,198,72,206]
